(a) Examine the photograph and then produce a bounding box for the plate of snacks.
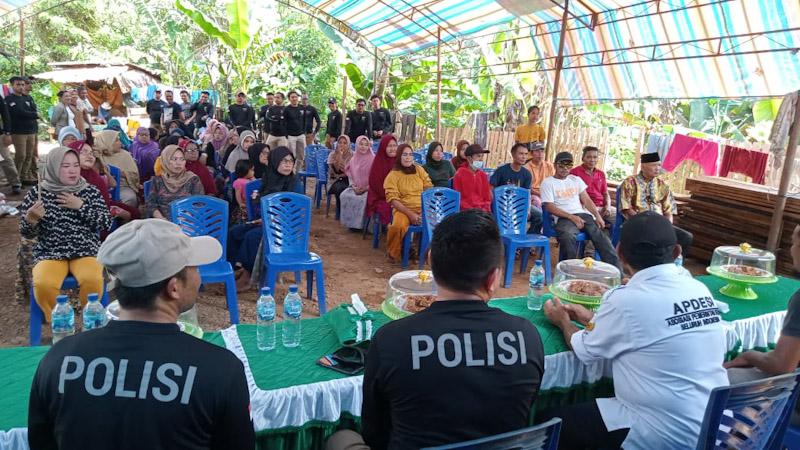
[549,258,621,310]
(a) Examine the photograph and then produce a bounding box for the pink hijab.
[203,119,228,152]
[346,135,374,189]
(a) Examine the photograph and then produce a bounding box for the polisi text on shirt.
[58,356,197,405]
[411,331,527,370]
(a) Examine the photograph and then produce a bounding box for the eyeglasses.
[557,162,574,168]
[401,153,414,157]
[137,133,149,137]
[280,157,294,165]
[184,148,199,153]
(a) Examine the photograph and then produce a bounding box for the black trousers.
[537,401,629,450]
[674,225,693,256]
[554,213,620,268]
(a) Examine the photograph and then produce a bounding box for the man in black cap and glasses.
[619,152,693,255]
[540,151,619,267]
[539,211,727,450]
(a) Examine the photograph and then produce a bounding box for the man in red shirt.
[570,146,614,230]
[453,144,492,212]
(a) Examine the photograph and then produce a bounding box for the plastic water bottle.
[82,293,107,331]
[51,295,75,344]
[527,260,547,311]
[675,254,692,277]
[282,285,302,348]
[256,287,277,351]
[675,255,684,267]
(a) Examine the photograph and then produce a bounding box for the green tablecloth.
[1,275,796,450]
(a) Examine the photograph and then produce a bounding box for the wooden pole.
[436,27,442,141]
[545,0,570,160]
[373,47,379,96]
[766,92,800,252]
[19,11,25,76]
[341,74,348,116]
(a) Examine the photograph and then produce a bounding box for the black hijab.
[248,143,269,179]
[260,146,297,196]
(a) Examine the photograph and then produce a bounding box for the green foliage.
[752,98,781,123]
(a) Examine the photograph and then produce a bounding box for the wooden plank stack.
[677,176,800,275]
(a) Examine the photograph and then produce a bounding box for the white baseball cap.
[98,219,221,288]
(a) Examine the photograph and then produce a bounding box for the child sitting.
[232,159,255,224]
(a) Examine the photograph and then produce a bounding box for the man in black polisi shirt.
[345,98,372,144]
[369,94,393,140]
[227,91,256,130]
[283,90,306,169]
[28,219,255,450]
[326,209,545,450]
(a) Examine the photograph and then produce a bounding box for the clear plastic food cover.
[386,270,437,314]
[550,258,621,309]
[709,243,776,280]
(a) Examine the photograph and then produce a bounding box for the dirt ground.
[0,180,707,347]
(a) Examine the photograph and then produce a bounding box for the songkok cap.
[97,219,221,288]
[641,152,660,163]
[619,211,677,258]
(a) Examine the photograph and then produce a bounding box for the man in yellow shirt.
[515,106,546,148]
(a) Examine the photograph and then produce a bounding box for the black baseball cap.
[328,97,337,104]
[236,91,246,97]
[465,144,490,157]
[619,211,677,259]
[554,151,574,163]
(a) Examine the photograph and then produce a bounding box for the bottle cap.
[87,293,99,302]
[56,295,69,304]
[289,285,298,293]
[535,260,543,266]
[260,287,271,296]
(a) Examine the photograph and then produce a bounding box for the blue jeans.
[227,223,262,273]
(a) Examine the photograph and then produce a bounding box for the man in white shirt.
[540,151,618,267]
[540,212,728,449]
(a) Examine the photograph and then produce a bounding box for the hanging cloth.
[662,134,719,176]
[719,145,769,185]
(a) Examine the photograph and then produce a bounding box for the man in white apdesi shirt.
[540,211,728,449]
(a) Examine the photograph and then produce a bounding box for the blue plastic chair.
[783,424,800,448]
[421,418,562,450]
[443,152,453,161]
[481,167,496,178]
[610,188,625,247]
[493,186,552,288]
[371,142,379,154]
[108,165,121,201]
[413,151,425,165]
[298,144,322,194]
[541,207,598,262]
[30,276,110,346]
[418,188,460,269]
[260,193,327,314]
[314,147,331,209]
[171,196,239,325]
[143,179,152,200]
[362,212,383,249]
[696,370,800,450]
[245,179,263,221]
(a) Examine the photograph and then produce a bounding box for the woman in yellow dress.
[383,143,433,262]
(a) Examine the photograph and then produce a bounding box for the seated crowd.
[22,90,800,450]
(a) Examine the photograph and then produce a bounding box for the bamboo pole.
[766,92,800,252]
[436,27,442,141]
[545,0,570,160]
[341,74,348,116]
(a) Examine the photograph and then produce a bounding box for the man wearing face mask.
[28,219,255,450]
[452,143,492,212]
[619,152,692,255]
[326,210,544,450]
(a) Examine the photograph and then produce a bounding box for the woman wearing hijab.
[68,140,139,224]
[339,135,373,230]
[105,118,132,150]
[57,126,82,147]
[18,146,112,322]
[129,127,160,182]
[202,119,228,170]
[224,130,256,173]
[146,144,204,219]
[451,139,470,171]
[423,140,455,187]
[366,134,399,227]
[94,129,140,207]
[384,143,433,262]
[228,146,298,290]
[180,138,218,196]
[248,142,270,179]
[327,135,352,204]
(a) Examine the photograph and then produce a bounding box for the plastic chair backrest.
[108,165,121,201]
[143,179,152,199]
[260,192,311,255]
[315,147,331,181]
[443,152,453,161]
[696,370,800,450]
[421,188,461,242]
[371,142,379,154]
[170,195,229,261]
[541,206,557,237]
[421,418,561,450]
[493,185,531,236]
[413,152,426,165]
[245,178,263,221]
[303,145,319,175]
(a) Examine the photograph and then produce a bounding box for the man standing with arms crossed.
[5,76,39,186]
[345,99,372,144]
[283,91,306,169]
[301,94,321,146]
[369,94,392,140]
[265,92,287,150]
[325,98,342,149]
[145,89,166,133]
